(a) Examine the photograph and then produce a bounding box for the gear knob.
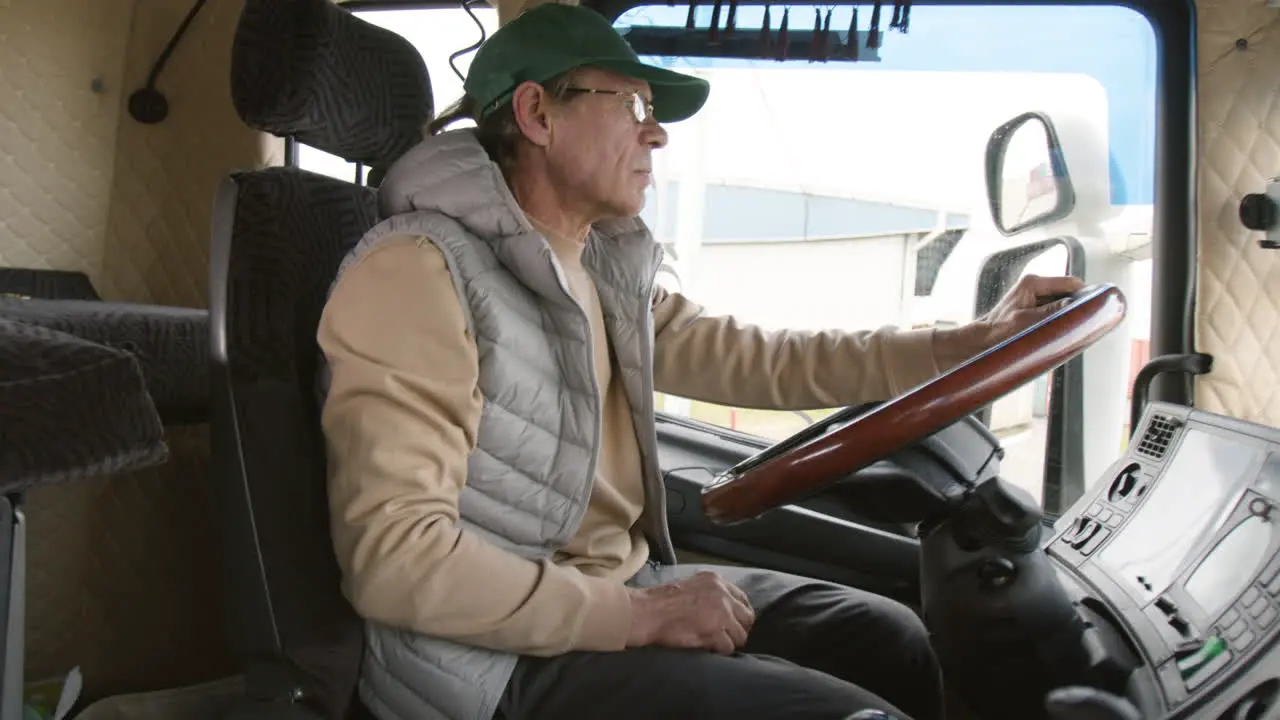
[844,711,898,720]
[1045,686,1143,720]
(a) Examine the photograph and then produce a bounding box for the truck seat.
[209,1,432,717]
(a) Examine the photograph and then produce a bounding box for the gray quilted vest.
[322,129,678,720]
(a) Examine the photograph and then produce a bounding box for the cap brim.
[593,60,710,123]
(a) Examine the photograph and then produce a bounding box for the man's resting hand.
[626,571,756,655]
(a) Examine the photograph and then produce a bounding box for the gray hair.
[427,71,578,171]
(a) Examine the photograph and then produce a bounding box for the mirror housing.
[985,112,1076,236]
[973,237,1087,512]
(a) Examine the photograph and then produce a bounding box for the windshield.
[617,3,1157,506]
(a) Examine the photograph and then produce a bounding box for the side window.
[621,4,1158,513]
[294,6,500,181]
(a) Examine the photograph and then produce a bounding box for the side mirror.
[985,112,1076,236]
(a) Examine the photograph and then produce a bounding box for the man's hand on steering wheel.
[939,274,1086,370]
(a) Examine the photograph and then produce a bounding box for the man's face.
[540,67,669,220]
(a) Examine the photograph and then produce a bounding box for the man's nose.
[644,123,668,149]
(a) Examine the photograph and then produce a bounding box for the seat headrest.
[230,0,433,171]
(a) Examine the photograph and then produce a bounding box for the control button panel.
[1086,464,1152,530]
[1220,608,1255,651]
[1209,552,1280,659]
[1059,515,1111,555]
[1178,521,1280,701]
[1154,595,1194,641]
[1257,603,1278,629]
[1053,461,1158,565]
[1107,462,1150,506]
[1261,553,1280,595]
[1059,497,1135,557]
[1175,635,1232,691]
[1088,502,1124,527]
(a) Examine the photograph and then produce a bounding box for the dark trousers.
[496,563,945,720]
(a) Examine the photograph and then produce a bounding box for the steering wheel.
[701,283,1127,524]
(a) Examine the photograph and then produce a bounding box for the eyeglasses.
[562,87,656,124]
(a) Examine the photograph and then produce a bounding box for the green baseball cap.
[464,3,711,124]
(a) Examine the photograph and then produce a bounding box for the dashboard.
[1050,401,1280,718]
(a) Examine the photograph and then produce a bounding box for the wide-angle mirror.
[985,111,1076,235]
[973,237,1087,512]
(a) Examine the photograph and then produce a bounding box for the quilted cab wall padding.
[102,0,277,307]
[0,0,134,286]
[0,0,272,306]
[1195,0,1280,424]
[3,0,266,700]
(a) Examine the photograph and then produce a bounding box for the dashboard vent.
[1136,415,1178,459]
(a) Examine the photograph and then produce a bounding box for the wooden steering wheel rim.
[700,283,1128,524]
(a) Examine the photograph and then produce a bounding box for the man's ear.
[511,81,554,148]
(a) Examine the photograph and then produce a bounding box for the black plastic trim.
[1130,352,1212,431]
[656,408,775,450]
[1144,0,1198,409]
[208,174,283,659]
[656,418,922,602]
[0,495,15,720]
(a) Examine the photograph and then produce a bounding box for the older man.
[317,4,1081,720]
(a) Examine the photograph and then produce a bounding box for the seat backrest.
[208,2,432,717]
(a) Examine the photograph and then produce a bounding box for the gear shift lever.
[1045,686,1144,720]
